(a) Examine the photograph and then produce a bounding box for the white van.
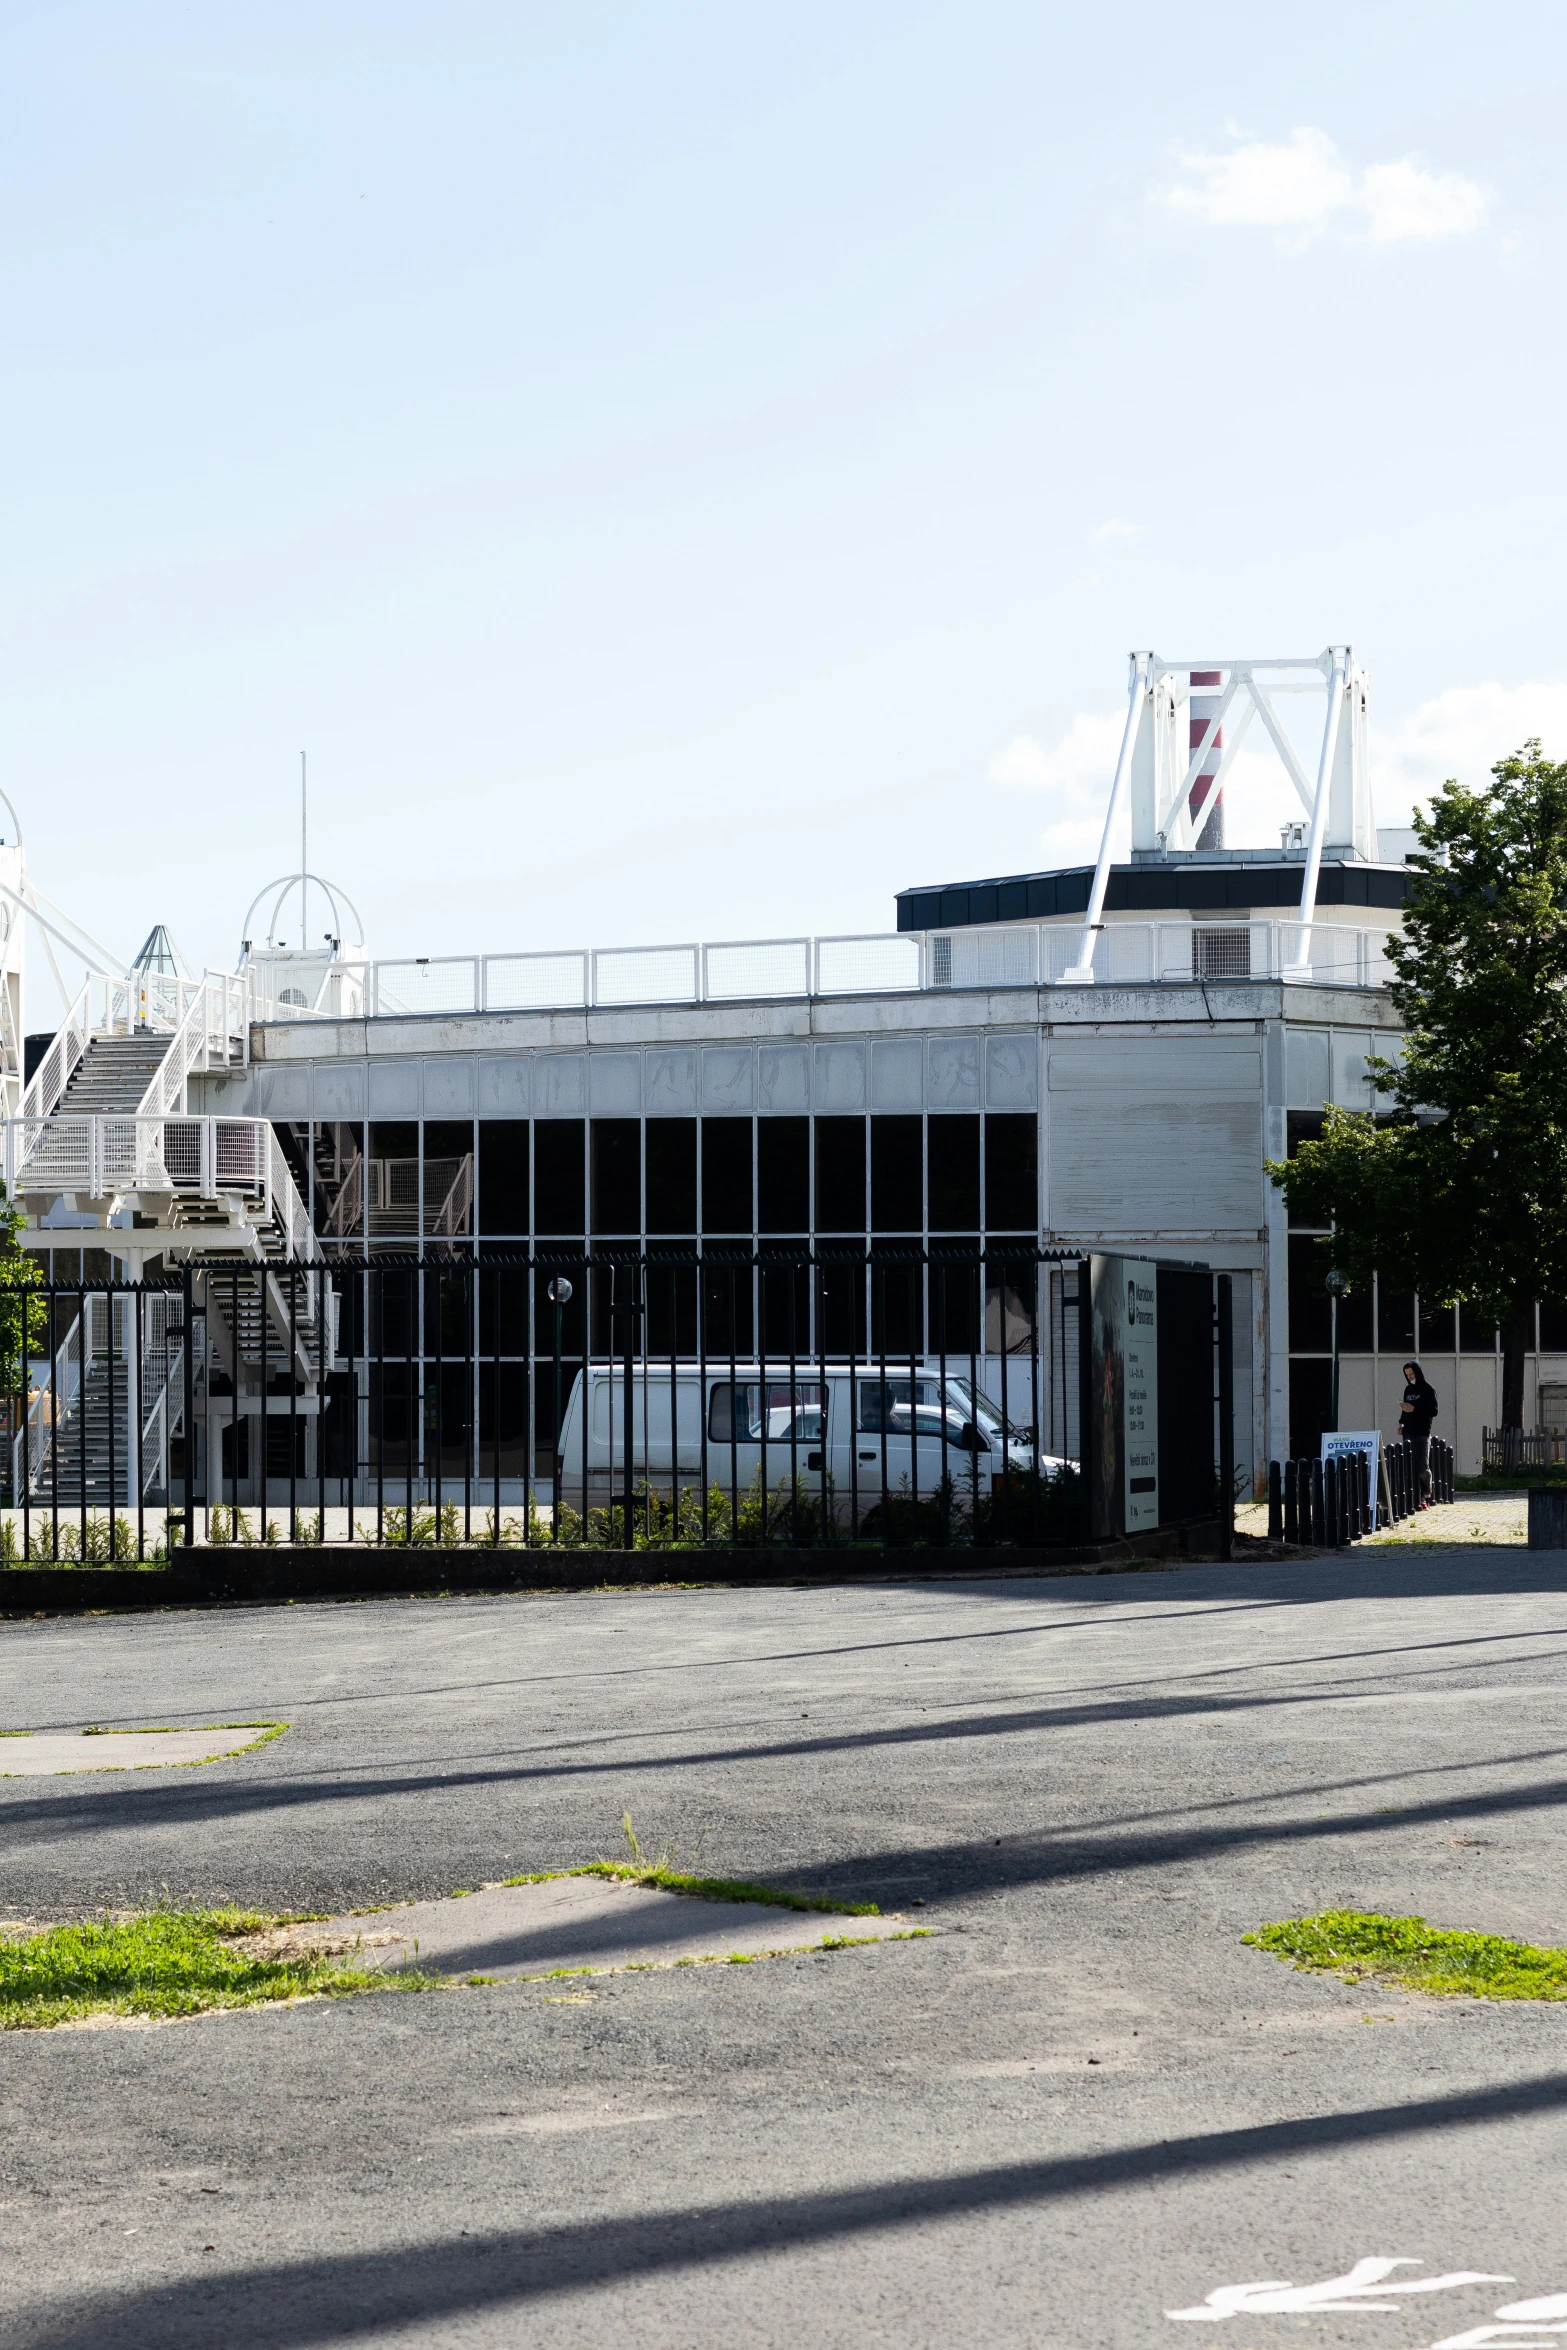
[553,1361,1067,1526]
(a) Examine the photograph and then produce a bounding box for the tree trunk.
[1501,1294,1534,1432]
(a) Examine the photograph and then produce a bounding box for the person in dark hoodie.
[1400,1362,1439,1505]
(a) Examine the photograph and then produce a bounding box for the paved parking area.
[1,1552,1566,2348]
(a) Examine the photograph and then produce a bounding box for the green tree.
[0,1182,45,1420]
[1269,741,1567,1432]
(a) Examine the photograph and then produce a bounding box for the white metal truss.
[1063,648,1372,983]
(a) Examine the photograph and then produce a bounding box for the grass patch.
[570,1862,880,1916]
[1245,1910,1567,2001]
[0,1909,434,2031]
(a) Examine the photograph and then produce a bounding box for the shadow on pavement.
[12,2070,1567,2350]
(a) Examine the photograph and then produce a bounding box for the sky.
[3,1,1565,1015]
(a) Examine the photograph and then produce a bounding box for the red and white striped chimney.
[1188,669,1224,851]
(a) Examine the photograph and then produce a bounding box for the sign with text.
[1323,1427,1380,1529]
[1089,1255,1160,1536]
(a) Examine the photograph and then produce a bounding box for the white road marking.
[1168,2259,1514,2321]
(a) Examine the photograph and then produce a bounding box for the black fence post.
[1282,1458,1298,1545]
[1216,1274,1234,1562]
[1268,1459,1282,1541]
[1311,1456,1325,1547]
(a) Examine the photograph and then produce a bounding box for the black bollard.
[1283,1459,1299,1545]
[1311,1456,1325,1546]
[1268,1460,1283,1541]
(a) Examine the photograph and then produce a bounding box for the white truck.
[552,1361,1067,1527]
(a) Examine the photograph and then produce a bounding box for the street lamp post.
[547,1277,572,1539]
[1325,1267,1347,1433]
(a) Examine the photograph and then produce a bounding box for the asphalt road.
[2,1553,1566,2349]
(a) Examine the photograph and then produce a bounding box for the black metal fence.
[1,1248,1086,1559]
[1267,1436,1454,1548]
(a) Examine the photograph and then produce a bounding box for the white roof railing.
[249,918,1398,1023]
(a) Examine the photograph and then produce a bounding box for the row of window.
[276,1115,1039,1243]
[1288,1241,1567,1355]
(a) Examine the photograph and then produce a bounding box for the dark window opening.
[1288,1234,1332,1353]
[645,1121,697,1235]
[758,1118,808,1234]
[1419,1300,1456,1352]
[871,1116,923,1233]
[368,1121,419,1238]
[984,1115,1037,1233]
[591,1120,640,1236]
[423,1120,474,1239]
[701,1119,753,1235]
[534,1121,585,1235]
[478,1122,528,1236]
[927,1116,980,1229]
[815,1117,865,1233]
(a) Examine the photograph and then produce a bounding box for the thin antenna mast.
[300,751,307,945]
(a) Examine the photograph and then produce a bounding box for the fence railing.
[4,1114,277,1203]
[0,1252,1081,1559]
[245,920,1397,1025]
[1482,1426,1567,1470]
[1268,1436,1455,1544]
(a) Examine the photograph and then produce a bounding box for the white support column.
[1063,652,1152,984]
[1294,648,1349,966]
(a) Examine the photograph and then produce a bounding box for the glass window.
[814,1117,865,1232]
[857,1375,940,1432]
[928,1117,979,1228]
[591,1120,640,1235]
[478,1122,528,1237]
[1284,1113,1326,1230]
[1288,1234,1332,1352]
[984,1115,1038,1231]
[312,1121,365,1244]
[871,1116,922,1231]
[701,1119,753,1234]
[758,1118,808,1233]
[367,1123,419,1238]
[424,1120,474,1240]
[645,1121,696,1234]
[707,1380,825,1443]
[534,1121,585,1235]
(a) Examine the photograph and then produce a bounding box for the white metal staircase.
[5,969,318,1270]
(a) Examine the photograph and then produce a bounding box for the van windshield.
[941,1377,1030,1443]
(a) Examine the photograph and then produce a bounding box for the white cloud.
[1360,157,1489,243]
[994,707,1330,863]
[990,715,1124,866]
[1373,682,1567,821]
[1091,517,1139,543]
[1158,126,1488,248]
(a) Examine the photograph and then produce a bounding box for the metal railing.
[1483,1427,1567,1470]
[5,1114,275,1203]
[9,1289,186,1509]
[246,921,1397,1025]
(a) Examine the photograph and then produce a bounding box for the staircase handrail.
[137,1340,184,1499]
[135,973,248,1122]
[19,981,92,1125]
[265,1123,322,1264]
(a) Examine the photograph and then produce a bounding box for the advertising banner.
[1088,1255,1160,1537]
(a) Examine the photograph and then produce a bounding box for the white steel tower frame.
[1062,647,1372,982]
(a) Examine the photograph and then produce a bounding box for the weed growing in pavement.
[503,1813,883,1916]
[0,1909,440,2030]
[1246,1910,1567,2000]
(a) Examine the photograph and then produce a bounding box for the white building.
[4,649,1548,1497]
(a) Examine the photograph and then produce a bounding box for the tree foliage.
[0,1184,44,1395]
[1268,741,1567,1427]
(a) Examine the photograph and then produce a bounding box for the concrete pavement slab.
[0,1725,277,1775]
[302,1873,915,1976]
